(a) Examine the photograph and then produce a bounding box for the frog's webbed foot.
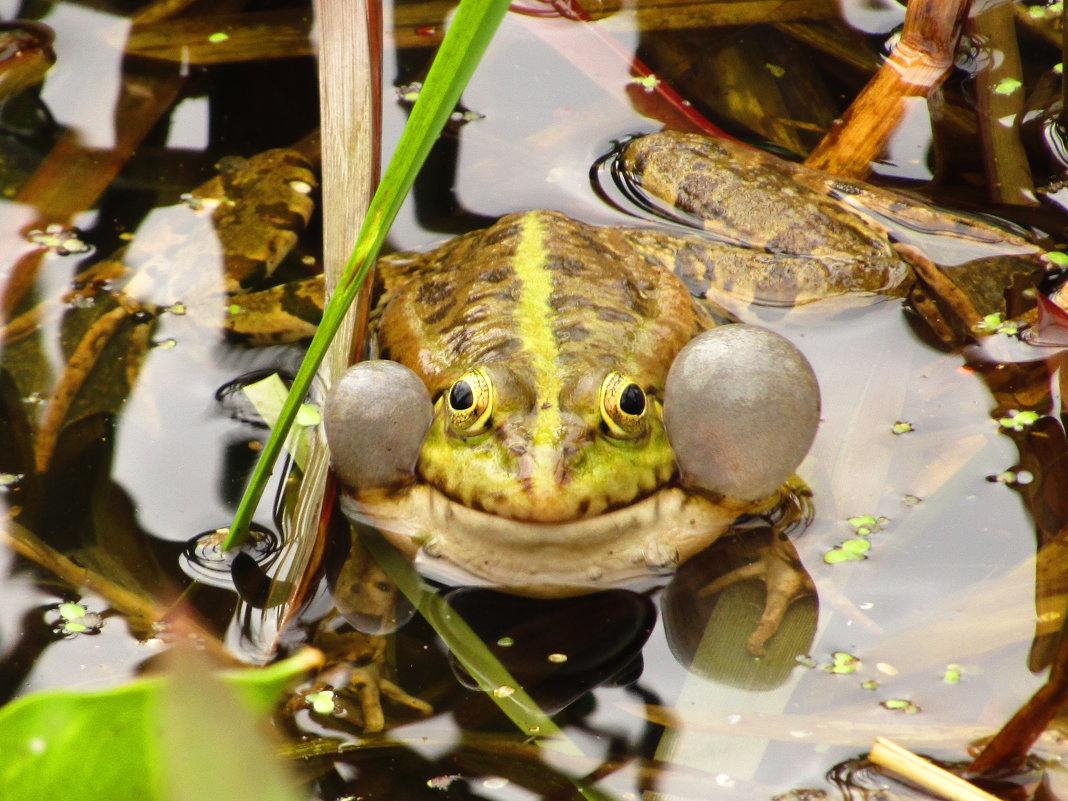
[699,531,814,657]
[291,628,432,733]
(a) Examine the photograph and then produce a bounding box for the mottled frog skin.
[377,209,713,524]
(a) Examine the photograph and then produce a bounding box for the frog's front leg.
[290,532,431,733]
[293,624,432,733]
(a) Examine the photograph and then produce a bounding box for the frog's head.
[324,325,819,593]
[415,362,677,523]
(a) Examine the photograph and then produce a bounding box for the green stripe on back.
[513,214,562,446]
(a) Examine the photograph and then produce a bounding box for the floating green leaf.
[307,690,337,715]
[993,77,1022,95]
[827,651,860,674]
[824,538,871,564]
[881,698,921,714]
[974,312,1019,334]
[846,514,887,536]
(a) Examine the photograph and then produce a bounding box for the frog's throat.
[339,484,776,598]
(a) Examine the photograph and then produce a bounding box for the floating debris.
[998,410,1040,431]
[988,469,1035,485]
[396,82,422,104]
[881,698,921,714]
[27,224,91,255]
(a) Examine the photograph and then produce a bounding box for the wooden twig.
[967,610,1068,775]
[804,0,969,177]
[967,0,1036,205]
[870,738,999,801]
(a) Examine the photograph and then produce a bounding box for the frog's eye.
[447,367,494,436]
[599,371,647,438]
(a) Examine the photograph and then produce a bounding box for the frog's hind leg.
[223,274,324,346]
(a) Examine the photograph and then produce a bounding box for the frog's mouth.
[338,482,762,598]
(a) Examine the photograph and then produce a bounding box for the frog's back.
[375,210,710,395]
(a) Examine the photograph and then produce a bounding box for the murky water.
[0,1,1065,799]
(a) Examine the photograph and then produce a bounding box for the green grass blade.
[225,0,510,548]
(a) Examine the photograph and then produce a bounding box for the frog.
[318,131,907,666]
[321,131,1051,686]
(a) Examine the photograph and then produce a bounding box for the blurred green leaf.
[0,649,316,801]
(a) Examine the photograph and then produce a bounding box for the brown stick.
[967,620,1068,775]
[872,738,1000,801]
[968,0,1036,205]
[804,0,969,178]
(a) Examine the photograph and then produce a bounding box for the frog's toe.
[324,360,433,490]
[378,677,434,716]
[663,325,820,501]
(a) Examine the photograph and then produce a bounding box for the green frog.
[324,131,997,661]
[321,132,1048,687]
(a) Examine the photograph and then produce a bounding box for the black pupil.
[619,383,645,415]
[450,381,474,411]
